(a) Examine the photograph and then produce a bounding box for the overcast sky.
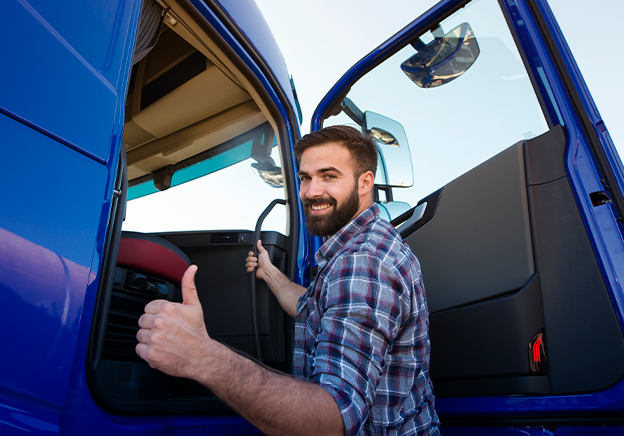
[254,0,623,159]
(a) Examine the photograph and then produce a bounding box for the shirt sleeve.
[310,251,408,436]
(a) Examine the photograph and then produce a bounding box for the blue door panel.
[215,0,297,112]
[1,0,138,162]
[0,113,108,408]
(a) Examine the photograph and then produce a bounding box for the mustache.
[303,196,337,207]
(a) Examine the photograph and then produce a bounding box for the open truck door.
[312,0,624,431]
[1,0,305,434]
[0,0,140,433]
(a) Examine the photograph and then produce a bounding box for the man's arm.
[245,239,306,318]
[136,266,343,436]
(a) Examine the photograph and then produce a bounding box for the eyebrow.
[297,166,344,177]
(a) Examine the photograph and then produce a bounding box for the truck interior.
[88,0,294,415]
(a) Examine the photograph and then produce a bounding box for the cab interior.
[89,0,292,415]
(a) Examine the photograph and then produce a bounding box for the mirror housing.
[364,111,414,188]
[251,157,283,188]
[401,22,479,88]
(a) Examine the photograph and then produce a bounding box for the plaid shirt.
[294,204,440,435]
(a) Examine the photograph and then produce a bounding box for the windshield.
[123,123,287,233]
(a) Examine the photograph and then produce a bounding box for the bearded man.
[136,125,440,435]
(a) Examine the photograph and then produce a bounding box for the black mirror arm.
[342,97,365,126]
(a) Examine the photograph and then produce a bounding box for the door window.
[323,0,549,206]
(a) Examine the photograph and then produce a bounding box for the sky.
[254,0,623,158]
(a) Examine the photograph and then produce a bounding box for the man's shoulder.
[342,215,415,268]
[363,215,406,251]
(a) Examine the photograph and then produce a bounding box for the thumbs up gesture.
[136,265,210,379]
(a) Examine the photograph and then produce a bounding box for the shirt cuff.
[314,372,367,436]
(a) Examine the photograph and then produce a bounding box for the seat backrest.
[117,231,191,284]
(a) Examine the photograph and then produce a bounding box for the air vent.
[141,50,207,109]
[103,291,152,362]
[210,233,240,243]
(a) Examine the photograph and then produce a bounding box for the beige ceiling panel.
[162,0,281,144]
[127,101,266,179]
[128,156,177,180]
[132,64,252,139]
[123,120,156,151]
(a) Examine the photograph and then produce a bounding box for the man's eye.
[324,174,335,179]
[299,176,309,182]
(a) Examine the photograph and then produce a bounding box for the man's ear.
[358,171,375,196]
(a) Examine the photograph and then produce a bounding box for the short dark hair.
[294,125,378,178]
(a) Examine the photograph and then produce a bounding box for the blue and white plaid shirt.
[294,204,440,435]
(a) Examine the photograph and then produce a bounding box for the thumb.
[256,239,267,255]
[181,265,201,307]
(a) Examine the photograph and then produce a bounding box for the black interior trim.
[88,150,128,372]
[430,274,546,395]
[395,188,442,237]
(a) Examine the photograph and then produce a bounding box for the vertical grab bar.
[251,199,287,362]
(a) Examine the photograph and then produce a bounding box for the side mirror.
[401,22,479,88]
[364,111,414,188]
[251,157,283,188]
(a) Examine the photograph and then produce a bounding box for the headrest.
[117,231,191,284]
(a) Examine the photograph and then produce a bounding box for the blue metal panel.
[0,0,137,432]
[0,113,109,431]
[1,0,138,163]
[214,0,298,117]
[531,0,624,199]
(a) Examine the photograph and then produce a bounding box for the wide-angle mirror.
[401,22,479,88]
[364,110,414,188]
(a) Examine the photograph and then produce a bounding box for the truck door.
[60,0,303,434]
[312,0,624,429]
[0,0,139,433]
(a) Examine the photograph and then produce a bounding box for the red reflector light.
[529,330,548,373]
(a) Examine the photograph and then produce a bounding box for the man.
[136,125,440,435]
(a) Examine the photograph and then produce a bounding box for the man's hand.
[135,265,210,379]
[245,240,273,281]
[136,265,343,436]
[245,239,306,318]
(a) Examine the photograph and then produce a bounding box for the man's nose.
[305,177,324,199]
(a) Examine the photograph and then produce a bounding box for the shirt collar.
[315,203,380,265]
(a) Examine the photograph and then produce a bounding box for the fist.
[135,265,210,379]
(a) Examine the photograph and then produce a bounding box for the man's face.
[298,143,362,237]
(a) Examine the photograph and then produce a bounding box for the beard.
[303,184,360,237]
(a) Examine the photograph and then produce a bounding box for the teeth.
[311,204,330,211]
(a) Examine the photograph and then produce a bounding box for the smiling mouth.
[311,204,331,211]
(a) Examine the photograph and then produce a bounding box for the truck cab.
[1,0,623,434]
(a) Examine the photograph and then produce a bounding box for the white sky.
[254,0,624,158]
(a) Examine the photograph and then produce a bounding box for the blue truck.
[1,0,623,434]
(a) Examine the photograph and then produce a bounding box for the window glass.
[123,124,287,233]
[324,0,548,206]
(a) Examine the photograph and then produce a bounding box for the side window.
[323,0,548,206]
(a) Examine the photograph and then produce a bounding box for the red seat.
[117,231,190,284]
